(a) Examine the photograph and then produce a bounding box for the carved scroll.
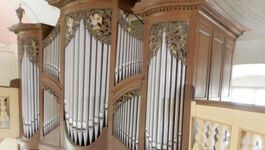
[149,21,189,63]
[0,97,10,128]
[64,9,112,47]
[19,38,39,64]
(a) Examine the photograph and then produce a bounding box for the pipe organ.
[115,10,144,84]
[20,38,40,138]
[9,0,244,149]
[113,90,141,150]
[64,9,111,146]
[145,22,188,150]
[43,24,61,80]
[43,88,60,136]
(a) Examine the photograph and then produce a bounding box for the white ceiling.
[216,0,265,38]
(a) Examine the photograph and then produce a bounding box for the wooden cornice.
[9,23,53,36]
[199,0,245,37]
[46,0,73,8]
[133,0,203,16]
[132,0,245,37]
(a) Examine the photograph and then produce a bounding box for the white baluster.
[215,125,228,150]
[241,133,260,150]
[0,97,9,128]
[192,119,207,150]
[206,122,217,150]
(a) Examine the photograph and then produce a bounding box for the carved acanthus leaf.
[113,89,142,112]
[118,10,144,41]
[64,9,112,48]
[43,23,60,48]
[19,38,39,64]
[149,21,189,63]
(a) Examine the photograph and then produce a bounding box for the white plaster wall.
[0,138,18,150]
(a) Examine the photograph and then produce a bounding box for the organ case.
[9,0,245,150]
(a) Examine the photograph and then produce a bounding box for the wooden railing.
[190,101,265,150]
[240,131,264,150]
[0,84,19,139]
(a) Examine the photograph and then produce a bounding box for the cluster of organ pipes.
[43,89,60,136]
[21,49,40,138]
[64,18,111,146]
[43,26,61,80]
[115,11,143,84]
[145,30,187,150]
[113,90,141,150]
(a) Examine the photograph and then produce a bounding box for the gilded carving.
[118,10,144,41]
[43,23,60,48]
[113,89,142,112]
[64,11,82,48]
[19,38,39,64]
[149,21,189,63]
[43,84,58,99]
[166,22,189,63]
[64,9,112,48]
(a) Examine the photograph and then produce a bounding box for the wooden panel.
[193,23,212,99]
[221,39,234,101]
[209,31,225,101]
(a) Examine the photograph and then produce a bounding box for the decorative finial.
[16,4,24,23]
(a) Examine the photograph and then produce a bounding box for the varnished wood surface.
[10,0,246,149]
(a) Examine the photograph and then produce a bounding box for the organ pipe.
[43,88,60,136]
[113,90,141,150]
[145,22,188,150]
[43,24,61,80]
[64,9,111,146]
[115,10,144,84]
[20,38,40,138]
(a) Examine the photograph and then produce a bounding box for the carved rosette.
[113,89,142,112]
[64,9,112,48]
[43,23,60,48]
[19,38,39,64]
[118,10,144,41]
[149,21,189,63]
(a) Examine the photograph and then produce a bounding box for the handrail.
[194,100,265,114]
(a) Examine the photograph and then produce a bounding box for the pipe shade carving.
[146,24,187,150]
[43,24,61,80]
[149,22,189,63]
[64,9,112,48]
[19,38,39,65]
[113,89,141,150]
[115,10,143,84]
[64,9,111,146]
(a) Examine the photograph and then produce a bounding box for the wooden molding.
[194,100,265,114]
